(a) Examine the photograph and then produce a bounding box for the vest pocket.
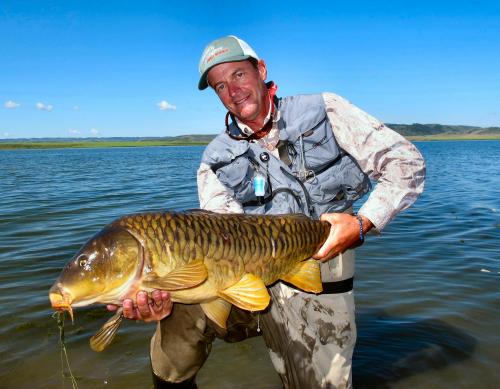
[216,156,255,202]
[291,119,341,172]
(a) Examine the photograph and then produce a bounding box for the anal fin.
[281,259,323,293]
[200,299,232,329]
[219,274,270,312]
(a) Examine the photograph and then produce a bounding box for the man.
[117,35,425,388]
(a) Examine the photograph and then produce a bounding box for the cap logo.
[204,46,230,65]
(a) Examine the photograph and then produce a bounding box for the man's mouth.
[234,95,249,106]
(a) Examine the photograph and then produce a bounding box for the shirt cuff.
[357,196,396,232]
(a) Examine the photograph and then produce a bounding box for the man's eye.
[235,72,244,79]
[216,84,225,93]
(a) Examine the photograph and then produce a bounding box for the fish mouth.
[49,287,74,321]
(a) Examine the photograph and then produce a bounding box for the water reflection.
[353,310,477,388]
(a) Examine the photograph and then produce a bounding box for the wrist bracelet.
[355,215,364,244]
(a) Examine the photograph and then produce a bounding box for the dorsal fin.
[184,209,217,215]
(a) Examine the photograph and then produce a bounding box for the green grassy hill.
[1,124,499,149]
[387,123,500,137]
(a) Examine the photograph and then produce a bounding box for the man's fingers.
[161,291,173,316]
[320,213,341,224]
[136,291,151,318]
[150,290,163,314]
[312,246,330,260]
[122,299,136,319]
[313,247,339,262]
[314,212,367,262]
[313,216,339,261]
[118,290,173,322]
[160,290,170,302]
[152,290,163,307]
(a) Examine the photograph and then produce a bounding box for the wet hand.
[107,290,173,322]
[312,213,373,262]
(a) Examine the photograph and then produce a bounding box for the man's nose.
[227,81,241,97]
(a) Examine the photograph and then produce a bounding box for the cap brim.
[198,55,252,90]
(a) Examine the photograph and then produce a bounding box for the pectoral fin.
[219,274,270,312]
[143,260,208,290]
[90,308,123,352]
[281,259,323,293]
[200,299,232,329]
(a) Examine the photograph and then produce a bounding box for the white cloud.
[36,102,54,111]
[5,100,20,109]
[90,128,99,135]
[73,105,80,111]
[157,100,176,111]
[3,132,10,137]
[68,128,80,135]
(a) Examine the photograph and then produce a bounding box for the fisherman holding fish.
[113,36,426,388]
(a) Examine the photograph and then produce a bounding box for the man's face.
[207,60,268,124]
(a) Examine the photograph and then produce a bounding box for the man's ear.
[257,59,267,81]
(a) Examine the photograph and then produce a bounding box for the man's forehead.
[207,60,254,84]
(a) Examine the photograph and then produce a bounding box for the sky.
[1,1,499,139]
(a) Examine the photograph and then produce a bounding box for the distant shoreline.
[406,134,500,141]
[0,140,208,150]
[0,134,499,150]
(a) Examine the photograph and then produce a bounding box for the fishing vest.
[201,93,371,220]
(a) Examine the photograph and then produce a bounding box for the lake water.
[0,141,498,388]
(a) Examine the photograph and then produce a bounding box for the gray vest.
[201,94,371,219]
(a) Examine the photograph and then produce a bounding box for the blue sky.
[1,1,499,139]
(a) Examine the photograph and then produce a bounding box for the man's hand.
[107,290,173,322]
[312,213,373,262]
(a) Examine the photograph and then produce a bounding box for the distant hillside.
[1,125,499,147]
[386,123,500,136]
[0,134,216,143]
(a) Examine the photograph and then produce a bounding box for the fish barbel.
[49,210,330,351]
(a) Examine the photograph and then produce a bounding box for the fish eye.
[78,256,88,268]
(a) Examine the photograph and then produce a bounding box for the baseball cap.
[198,35,259,90]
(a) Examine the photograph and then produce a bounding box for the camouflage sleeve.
[322,92,426,231]
[197,162,244,214]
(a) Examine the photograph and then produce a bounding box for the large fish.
[49,210,330,351]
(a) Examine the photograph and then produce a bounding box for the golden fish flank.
[49,210,330,351]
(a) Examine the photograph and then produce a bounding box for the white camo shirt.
[197,92,426,231]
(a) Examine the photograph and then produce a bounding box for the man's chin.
[234,105,259,123]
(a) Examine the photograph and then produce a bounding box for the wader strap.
[322,277,353,294]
